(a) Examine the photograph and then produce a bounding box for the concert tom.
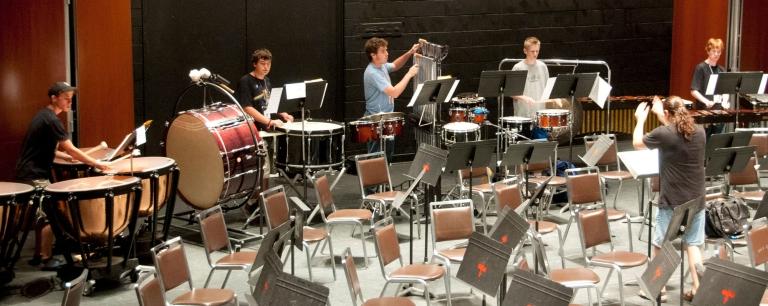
[0,182,36,284]
[469,106,490,124]
[379,117,404,137]
[448,107,468,123]
[275,121,345,173]
[500,116,533,139]
[164,103,264,210]
[535,109,570,129]
[442,122,481,146]
[348,120,377,143]
[52,146,114,182]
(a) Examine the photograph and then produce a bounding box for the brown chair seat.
[437,248,466,262]
[363,296,416,306]
[214,250,257,266]
[550,267,600,286]
[328,209,373,221]
[528,220,558,234]
[172,288,235,306]
[366,191,400,201]
[303,226,328,242]
[529,176,566,186]
[606,208,627,221]
[471,183,493,193]
[600,170,633,180]
[592,251,647,267]
[390,263,445,280]
[733,190,765,202]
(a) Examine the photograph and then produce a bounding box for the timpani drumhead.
[165,112,226,209]
[105,156,176,174]
[0,182,34,197]
[45,176,140,193]
[102,157,176,216]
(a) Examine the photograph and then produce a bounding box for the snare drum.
[0,182,36,284]
[165,103,264,210]
[348,120,377,143]
[276,121,345,172]
[449,107,468,122]
[536,109,570,129]
[442,122,481,146]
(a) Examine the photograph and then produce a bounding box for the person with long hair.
[633,96,706,301]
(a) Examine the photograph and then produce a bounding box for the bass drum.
[165,103,264,210]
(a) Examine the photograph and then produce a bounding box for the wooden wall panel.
[0,0,67,180]
[741,0,768,72]
[74,0,134,148]
[668,0,728,99]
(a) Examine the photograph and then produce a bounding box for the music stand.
[476,70,527,156]
[618,149,660,255]
[753,192,768,220]
[268,272,330,306]
[409,77,457,127]
[692,257,768,306]
[500,140,557,198]
[636,241,681,306]
[662,195,705,306]
[252,221,292,272]
[502,269,574,306]
[404,143,448,263]
[487,205,532,305]
[706,146,755,195]
[543,73,599,162]
[706,71,764,126]
[705,131,753,161]
[286,196,310,277]
[252,250,285,306]
[456,232,513,297]
[444,140,495,206]
[275,79,328,200]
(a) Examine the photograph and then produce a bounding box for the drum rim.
[0,182,35,197]
[44,175,140,194]
[537,109,570,114]
[500,116,533,123]
[277,120,345,135]
[443,122,481,132]
[99,157,177,177]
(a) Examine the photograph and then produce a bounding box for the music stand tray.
[488,206,530,251]
[637,241,681,303]
[503,269,574,306]
[269,272,330,306]
[443,139,496,173]
[289,196,311,251]
[252,251,285,306]
[692,257,768,306]
[705,146,755,177]
[406,143,448,187]
[705,131,753,160]
[477,70,527,98]
[456,232,513,297]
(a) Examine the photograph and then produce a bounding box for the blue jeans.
[367,138,394,161]
[653,207,706,247]
[532,127,549,140]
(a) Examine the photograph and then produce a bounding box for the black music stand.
[275,80,327,200]
[502,269,574,306]
[477,70,527,156]
[444,139,496,202]
[409,77,456,127]
[457,232,513,297]
[252,250,285,306]
[706,71,764,126]
[544,73,599,162]
[705,131,753,160]
[637,241,681,306]
[287,196,310,276]
[662,195,705,306]
[267,272,330,306]
[706,146,755,195]
[501,140,557,198]
[753,192,768,220]
[486,205,532,305]
[404,143,448,264]
[692,257,768,306]
[252,221,292,272]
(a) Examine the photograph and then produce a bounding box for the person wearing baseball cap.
[15,81,110,269]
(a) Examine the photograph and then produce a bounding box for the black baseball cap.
[47,82,77,96]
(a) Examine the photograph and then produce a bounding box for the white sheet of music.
[705,74,719,95]
[579,134,613,167]
[408,83,424,107]
[264,87,282,117]
[588,76,611,109]
[760,74,768,94]
[617,149,659,179]
[284,82,306,100]
[539,76,557,101]
[445,80,460,103]
[134,125,146,146]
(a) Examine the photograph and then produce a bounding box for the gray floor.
[0,141,752,305]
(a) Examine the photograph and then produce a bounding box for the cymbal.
[361,111,404,122]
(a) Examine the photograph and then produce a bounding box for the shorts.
[653,207,705,247]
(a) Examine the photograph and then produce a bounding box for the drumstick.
[106,150,139,165]
[82,141,107,155]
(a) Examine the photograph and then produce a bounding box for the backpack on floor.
[705,196,750,238]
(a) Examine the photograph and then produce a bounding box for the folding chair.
[134,270,164,306]
[61,268,88,306]
[341,247,416,306]
[429,199,473,286]
[197,205,257,288]
[457,167,494,232]
[728,155,764,204]
[530,232,601,306]
[584,134,640,213]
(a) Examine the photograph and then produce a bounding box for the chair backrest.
[134,271,165,306]
[430,199,474,246]
[492,178,523,212]
[61,268,88,306]
[311,174,336,221]
[197,205,232,262]
[341,247,364,306]
[728,156,759,187]
[747,218,768,268]
[151,236,192,292]
[261,185,290,230]
[584,134,620,168]
[750,133,768,158]
[566,167,603,205]
[372,217,401,276]
[458,167,492,185]
[577,208,612,255]
[355,152,392,193]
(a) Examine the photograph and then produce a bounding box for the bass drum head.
[166,113,225,210]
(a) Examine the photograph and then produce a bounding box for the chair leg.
[612,180,623,210]
[617,269,626,306]
[204,269,215,288]
[359,223,369,269]
[556,228,565,269]
[444,272,453,306]
[424,283,432,306]
[221,270,232,289]
[304,242,314,282]
[598,267,614,298]
[326,235,337,280]
[379,281,390,298]
[625,214,634,252]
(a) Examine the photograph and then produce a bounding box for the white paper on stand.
[134,126,146,146]
[408,83,424,107]
[705,74,719,95]
[285,82,306,100]
[588,76,612,109]
[579,134,614,167]
[617,149,660,179]
[444,80,460,103]
[759,74,768,94]
[539,77,557,101]
[265,87,283,117]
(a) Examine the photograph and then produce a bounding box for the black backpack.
[705,197,750,238]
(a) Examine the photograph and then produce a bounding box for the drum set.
[348,111,405,147]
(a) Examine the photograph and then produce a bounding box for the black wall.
[134,0,672,158]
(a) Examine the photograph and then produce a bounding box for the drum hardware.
[0,182,37,285]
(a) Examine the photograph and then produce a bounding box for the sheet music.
[588,76,612,109]
[705,74,719,95]
[408,83,424,107]
[285,82,306,100]
[579,135,613,167]
[539,77,556,101]
[617,149,659,179]
[265,87,283,117]
[134,125,146,146]
[445,80,460,102]
[760,74,768,94]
